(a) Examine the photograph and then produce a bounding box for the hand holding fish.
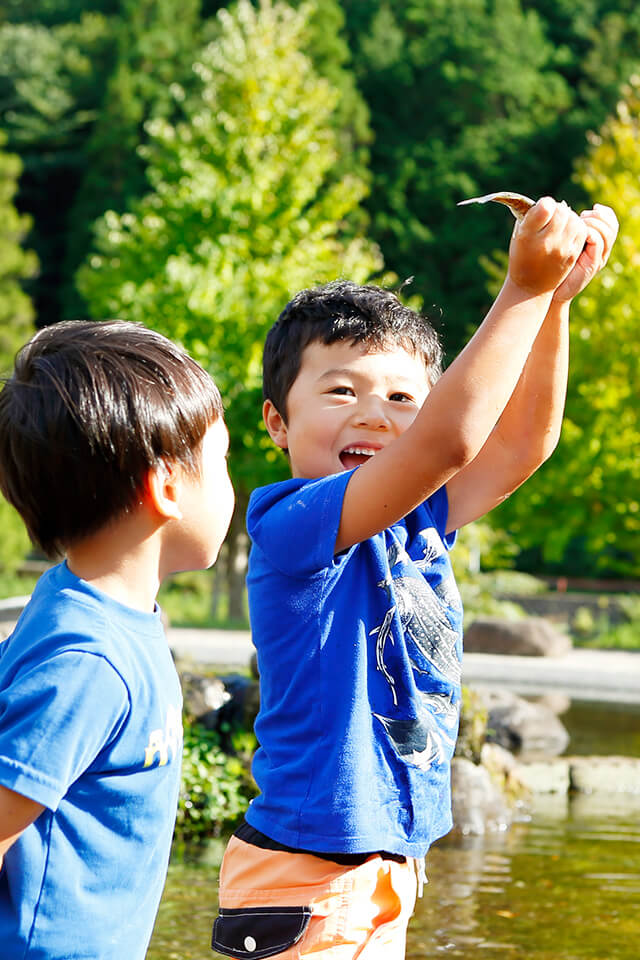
[458,191,618,302]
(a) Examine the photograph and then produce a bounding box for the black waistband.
[234,819,406,866]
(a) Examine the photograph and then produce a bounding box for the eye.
[328,386,355,396]
[389,392,415,403]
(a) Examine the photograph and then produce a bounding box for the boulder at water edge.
[464,616,571,657]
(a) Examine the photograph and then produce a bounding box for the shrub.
[175,721,257,843]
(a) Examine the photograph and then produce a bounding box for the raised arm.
[0,784,45,870]
[335,198,587,552]
[445,203,618,532]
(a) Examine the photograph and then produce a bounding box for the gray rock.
[510,756,640,799]
[483,689,570,757]
[180,669,260,738]
[250,651,259,679]
[531,692,571,716]
[568,755,640,794]
[451,756,512,835]
[464,617,572,657]
[181,672,231,728]
[514,758,571,794]
[219,673,260,730]
[480,741,517,778]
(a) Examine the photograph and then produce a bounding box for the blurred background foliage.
[1,0,639,596]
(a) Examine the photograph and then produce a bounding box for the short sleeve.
[425,485,457,551]
[247,472,355,578]
[0,650,130,810]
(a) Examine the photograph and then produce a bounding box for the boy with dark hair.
[212,200,617,959]
[0,320,234,960]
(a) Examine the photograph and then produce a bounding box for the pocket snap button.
[244,935,257,952]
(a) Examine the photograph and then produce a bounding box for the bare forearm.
[492,298,570,465]
[418,277,555,464]
[336,198,588,550]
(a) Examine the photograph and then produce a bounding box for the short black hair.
[0,320,223,557]
[263,280,443,419]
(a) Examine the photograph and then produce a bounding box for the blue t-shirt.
[245,471,463,859]
[0,562,183,960]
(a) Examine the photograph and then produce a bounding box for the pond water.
[148,700,640,960]
[560,699,640,758]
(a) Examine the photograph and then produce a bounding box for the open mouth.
[339,445,379,470]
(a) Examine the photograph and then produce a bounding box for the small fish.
[457,191,536,222]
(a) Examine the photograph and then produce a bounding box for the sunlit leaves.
[492,77,640,575]
[77,0,383,494]
[0,133,36,570]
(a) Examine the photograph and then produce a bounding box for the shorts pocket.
[212,905,312,958]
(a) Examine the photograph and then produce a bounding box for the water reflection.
[149,794,640,960]
[560,700,640,758]
[408,793,640,959]
[149,697,640,960]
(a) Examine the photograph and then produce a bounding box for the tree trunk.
[209,546,225,621]
[225,492,249,623]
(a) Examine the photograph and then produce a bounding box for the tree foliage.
[0,133,37,356]
[340,0,574,353]
[341,0,640,355]
[77,0,383,499]
[0,132,35,570]
[0,12,115,324]
[6,0,640,583]
[63,0,205,320]
[490,76,640,576]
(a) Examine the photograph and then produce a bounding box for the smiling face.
[263,339,432,479]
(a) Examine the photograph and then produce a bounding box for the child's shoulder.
[249,471,352,525]
[247,472,354,579]
[6,562,164,672]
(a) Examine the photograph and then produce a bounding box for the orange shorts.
[212,836,418,959]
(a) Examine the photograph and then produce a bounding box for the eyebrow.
[316,367,421,388]
[316,368,359,382]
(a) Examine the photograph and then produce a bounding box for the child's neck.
[65,512,164,614]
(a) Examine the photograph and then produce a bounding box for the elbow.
[515,431,560,480]
[445,434,482,472]
[530,427,562,468]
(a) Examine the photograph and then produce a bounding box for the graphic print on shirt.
[370,532,462,771]
[143,703,182,767]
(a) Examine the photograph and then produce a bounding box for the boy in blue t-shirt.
[212,200,617,960]
[0,320,234,960]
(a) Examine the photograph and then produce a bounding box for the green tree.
[340,0,574,355]
[0,0,119,26]
[490,76,640,576]
[0,132,35,571]
[77,0,383,614]
[201,0,372,190]
[522,0,640,125]
[291,0,371,186]
[0,13,115,325]
[340,0,640,357]
[0,133,37,355]
[0,0,203,326]
[63,0,205,320]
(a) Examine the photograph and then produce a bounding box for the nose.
[352,396,391,430]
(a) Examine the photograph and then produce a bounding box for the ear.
[263,399,289,450]
[144,460,183,520]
